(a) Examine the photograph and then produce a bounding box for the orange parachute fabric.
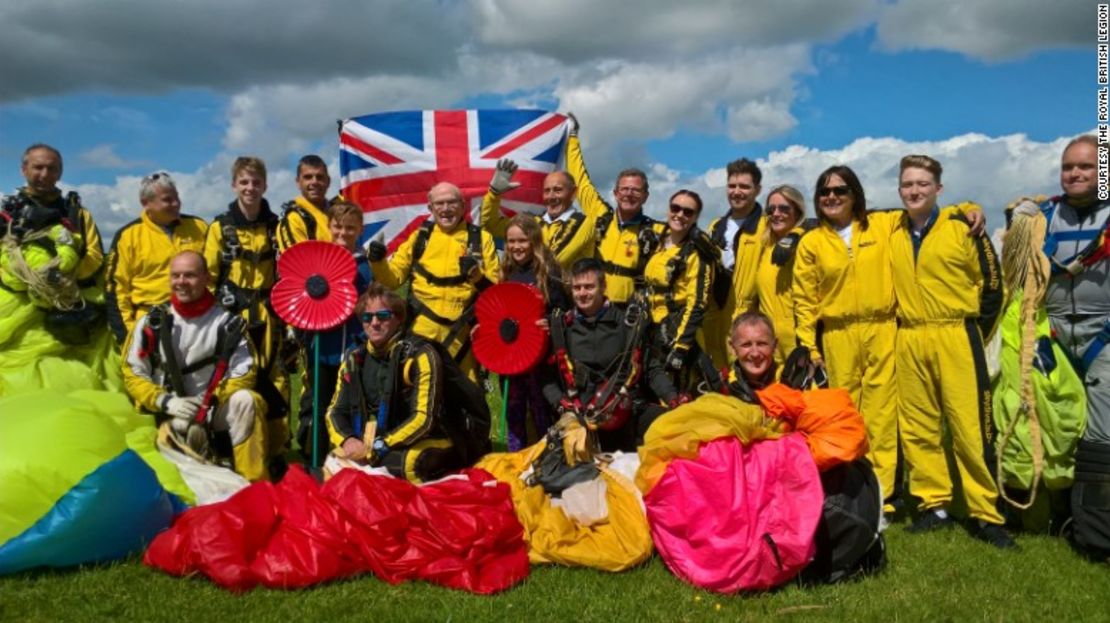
[756,384,869,472]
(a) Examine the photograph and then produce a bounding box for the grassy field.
[1,524,1107,623]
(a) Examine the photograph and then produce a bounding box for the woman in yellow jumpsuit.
[643,190,714,394]
[753,185,806,369]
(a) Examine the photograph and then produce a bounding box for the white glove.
[162,394,203,420]
[489,158,520,195]
[1012,199,1040,218]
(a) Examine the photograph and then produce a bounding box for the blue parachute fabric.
[0,449,181,575]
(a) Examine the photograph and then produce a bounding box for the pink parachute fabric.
[644,433,823,593]
[144,466,529,594]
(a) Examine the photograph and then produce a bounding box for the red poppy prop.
[272,241,358,331]
[473,282,548,375]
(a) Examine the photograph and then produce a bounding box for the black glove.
[1032,336,1057,376]
[367,238,387,262]
[782,345,821,390]
[566,112,580,137]
[771,232,801,266]
[665,350,685,371]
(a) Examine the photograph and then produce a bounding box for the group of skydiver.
[3,114,1108,562]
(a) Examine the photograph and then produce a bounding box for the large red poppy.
[473,282,548,375]
[271,241,358,331]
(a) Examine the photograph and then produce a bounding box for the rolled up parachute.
[0,390,189,575]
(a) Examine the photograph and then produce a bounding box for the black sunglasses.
[360,310,395,322]
[818,185,851,198]
[669,203,698,218]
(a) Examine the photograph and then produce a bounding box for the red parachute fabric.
[472,282,549,375]
[144,466,529,593]
[756,383,869,472]
[271,240,358,331]
[644,434,823,593]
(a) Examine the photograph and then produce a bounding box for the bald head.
[542,170,577,218]
[427,182,465,231]
[169,251,209,303]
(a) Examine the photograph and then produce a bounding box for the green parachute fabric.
[992,293,1087,490]
[0,390,193,574]
[0,287,121,395]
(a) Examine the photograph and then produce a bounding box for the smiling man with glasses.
[565,114,668,306]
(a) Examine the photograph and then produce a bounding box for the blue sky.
[0,1,1096,235]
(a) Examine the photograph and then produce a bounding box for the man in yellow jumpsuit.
[106,171,207,346]
[276,154,333,252]
[367,182,499,379]
[564,114,666,305]
[891,155,1014,548]
[479,159,596,271]
[203,156,289,469]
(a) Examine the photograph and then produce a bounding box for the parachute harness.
[1,218,82,311]
[996,198,1049,510]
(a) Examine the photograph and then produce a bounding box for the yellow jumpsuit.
[643,239,712,367]
[276,197,332,252]
[480,190,596,270]
[754,228,805,368]
[105,211,207,345]
[891,206,1005,524]
[702,209,764,368]
[326,336,457,483]
[203,201,289,458]
[566,135,666,304]
[370,222,499,379]
[793,211,903,501]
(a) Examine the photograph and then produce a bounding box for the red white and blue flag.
[339,109,569,251]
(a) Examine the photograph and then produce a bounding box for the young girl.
[500,214,569,450]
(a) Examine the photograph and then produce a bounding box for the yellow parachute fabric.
[635,393,785,494]
[476,441,653,572]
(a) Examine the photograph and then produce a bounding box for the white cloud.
[635,131,1069,226]
[876,0,1089,61]
[77,144,152,170]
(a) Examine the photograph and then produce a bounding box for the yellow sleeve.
[551,212,597,267]
[791,235,822,355]
[383,345,442,448]
[75,207,104,282]
[371,228,416,289]
[866,210,904,237]
[670,251,711,354]
[566,135,611,220]
[325,356,359,449]
[479,189,510,239]
[202,223,223,286]
[481,230,501,284]
[277,210,308,253]
[121,317,165,412]
[966,223,1004,340]
[105,232,135,345]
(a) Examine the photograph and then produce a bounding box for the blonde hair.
[762,184,806,243]
[501,214,562,304]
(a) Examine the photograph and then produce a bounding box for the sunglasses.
[818,185,851,198]
[766,203,795,215]
[669,203,698,218]
[360,310,395,322]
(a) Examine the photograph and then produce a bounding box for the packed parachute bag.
[797,458,887,584]
[993,201,1087,526]
[0,390,192,575]
[476,413,653,572]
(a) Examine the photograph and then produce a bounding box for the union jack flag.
[339,109,569,251]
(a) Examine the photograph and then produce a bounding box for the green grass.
[2,526,1107,622]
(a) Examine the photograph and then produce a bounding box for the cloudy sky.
[0,0,1097,239]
